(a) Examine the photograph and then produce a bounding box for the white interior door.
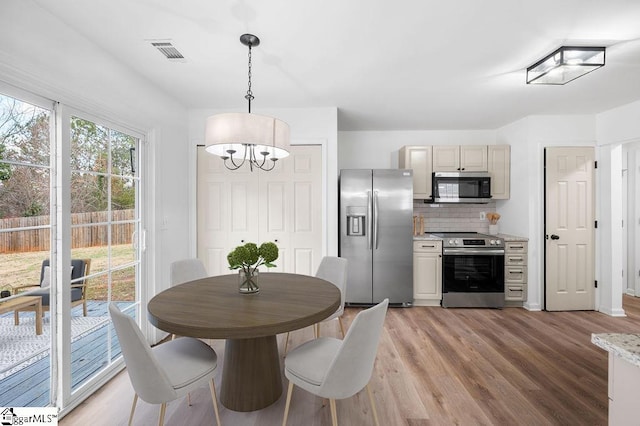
[197,145,322,276]
[545,147,595,311]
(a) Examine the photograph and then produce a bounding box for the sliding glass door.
[0,87,144,410]
[66,112,142,396]
[0,91,53,407]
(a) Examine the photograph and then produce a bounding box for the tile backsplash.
[413,201,497,234]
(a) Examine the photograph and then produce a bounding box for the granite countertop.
[496,233,528,241]
[592,333,640,367]
[413,235,442,241]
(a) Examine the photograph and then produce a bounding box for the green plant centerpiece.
[227,242,279,293]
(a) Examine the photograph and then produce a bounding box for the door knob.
[550,234,560,240]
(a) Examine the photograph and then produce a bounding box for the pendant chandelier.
[205,34,290,171]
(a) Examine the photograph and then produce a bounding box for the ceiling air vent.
[150,41,185,61]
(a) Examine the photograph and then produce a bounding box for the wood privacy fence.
[0,210,135,253]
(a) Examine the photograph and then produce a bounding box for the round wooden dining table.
[147,272,341,412]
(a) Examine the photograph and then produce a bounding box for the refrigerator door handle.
[367,190,373,249]
[373,190,379,249]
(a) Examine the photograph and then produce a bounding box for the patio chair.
[13,259,91,322]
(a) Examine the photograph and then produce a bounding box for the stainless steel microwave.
[432,172,491,203]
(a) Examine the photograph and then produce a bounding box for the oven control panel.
[443,237,504,248]
[430,232,504,249]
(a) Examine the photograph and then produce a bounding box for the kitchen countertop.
[413,235,442,241]
[592,333,640,368]
[413,233,528,241]
[496,233,528,241]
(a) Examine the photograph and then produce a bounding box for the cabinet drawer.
[505,266,527,283]
[505,284,526,301]
[413,241,442,253]
[505,242,527,253]
[506,254,527,265]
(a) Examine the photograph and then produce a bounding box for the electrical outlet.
[480,211,486,220]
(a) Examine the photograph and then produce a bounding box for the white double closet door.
[197,145,323,276]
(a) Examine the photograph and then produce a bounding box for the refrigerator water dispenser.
[346,206,366,236]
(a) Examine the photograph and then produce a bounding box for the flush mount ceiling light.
[205,34,290,172]
[526,46,606,85]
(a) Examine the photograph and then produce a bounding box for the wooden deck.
[0,301,133,407]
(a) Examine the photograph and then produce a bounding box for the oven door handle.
[442,248,505,256]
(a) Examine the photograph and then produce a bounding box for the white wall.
[0,2,190,332]
[598,100,640,145]
[188,107,339,256]
[338,130,497,169]
[497,115,596,311]
[623,143,640,297]
[597,101,640,315]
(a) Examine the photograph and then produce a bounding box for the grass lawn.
[0,245,135,301]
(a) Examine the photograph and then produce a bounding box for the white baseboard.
[598,307,627,317]
[523,302,542,311]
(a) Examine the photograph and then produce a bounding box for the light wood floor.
[61,297,640,425]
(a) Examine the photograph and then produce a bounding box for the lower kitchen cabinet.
[505,240,527,305]
[413,240,442,306]
[592,334,640,426]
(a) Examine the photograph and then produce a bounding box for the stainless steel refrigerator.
[339,169,413,306]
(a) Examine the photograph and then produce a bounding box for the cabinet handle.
[421,244,436,248]
[509,271,523,274]
[510,245,524,249]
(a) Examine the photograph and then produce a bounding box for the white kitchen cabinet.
[413,240,442,306]
[592,334,640,426]
[488,145,510,199]
[608,352,640,425]
[505,240,527,305]
[433,145,487,172]
[399,146,433,199]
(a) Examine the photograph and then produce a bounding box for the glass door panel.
[68,116,140,395]
[0,93,52,407]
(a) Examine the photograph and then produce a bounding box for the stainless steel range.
[430,232,505,308]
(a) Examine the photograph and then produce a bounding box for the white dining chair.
[108,303,221,426]
[170,258,208,339]
[282,298,389,426]
[170,258,208,287]
[314,256,348,338]
[170,258,210,404]
[283,256,348,354]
